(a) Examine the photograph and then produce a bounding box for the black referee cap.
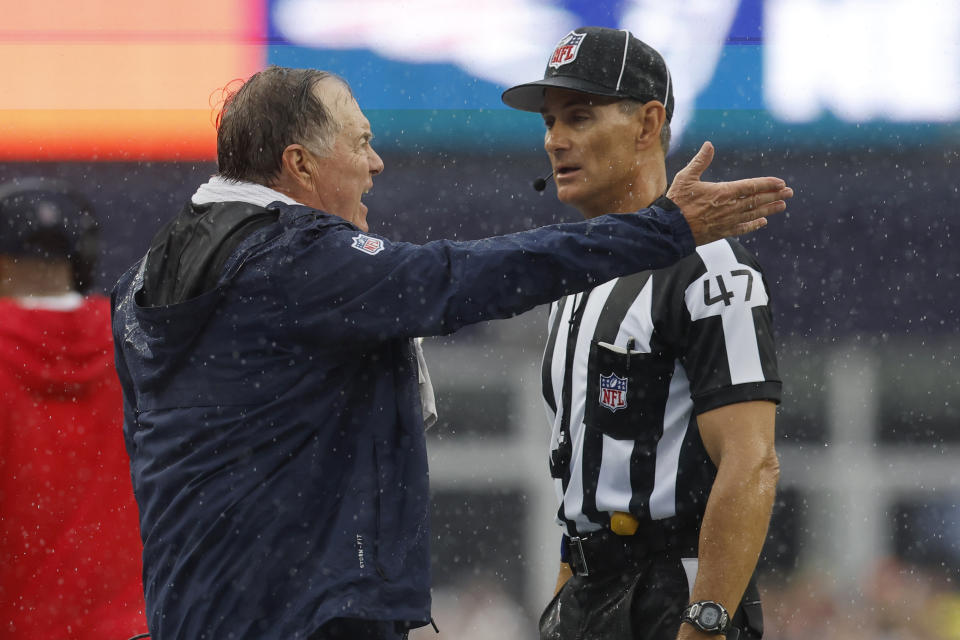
[502,26,674,121]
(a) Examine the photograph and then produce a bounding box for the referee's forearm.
[680,453,779,638]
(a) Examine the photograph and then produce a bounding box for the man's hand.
[667,141,793,246]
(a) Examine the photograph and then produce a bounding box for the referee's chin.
[552,182,576,206]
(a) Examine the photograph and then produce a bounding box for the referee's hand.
[667,141,793,246]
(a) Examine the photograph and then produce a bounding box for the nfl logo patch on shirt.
[351,234,385,255]
[549,31,586,69]
[599,372,628,412]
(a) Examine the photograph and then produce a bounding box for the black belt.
[565,521,698,577]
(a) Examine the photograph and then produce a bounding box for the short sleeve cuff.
[692,380,782,415]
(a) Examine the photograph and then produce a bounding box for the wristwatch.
[681,600,731,635]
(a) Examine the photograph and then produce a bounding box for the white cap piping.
[615,29,631,92]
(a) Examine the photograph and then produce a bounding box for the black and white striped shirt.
[541,238,781,537]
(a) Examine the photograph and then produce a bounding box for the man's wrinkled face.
[308,81,384,231]
[540,87,641,218]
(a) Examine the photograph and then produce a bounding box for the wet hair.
[215,66,351,185]
[619,99,671,154]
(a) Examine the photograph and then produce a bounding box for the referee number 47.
[703,270,753,307]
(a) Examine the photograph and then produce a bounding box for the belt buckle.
[569,536,590,577]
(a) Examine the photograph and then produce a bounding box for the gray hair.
[619,99,672,154]
[216,66,350,185]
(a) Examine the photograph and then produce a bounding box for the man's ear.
[635,101,666,152]
[278,144,314,189]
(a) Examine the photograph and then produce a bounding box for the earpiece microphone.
[532,172,554,192]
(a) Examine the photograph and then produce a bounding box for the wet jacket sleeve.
[279,206,694,343]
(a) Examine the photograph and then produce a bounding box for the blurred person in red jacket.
[0,178,147,639]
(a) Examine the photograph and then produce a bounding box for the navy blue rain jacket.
[111,201,694,639]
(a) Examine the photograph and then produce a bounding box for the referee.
[503,28,782,640]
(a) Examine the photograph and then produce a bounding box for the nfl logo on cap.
[599,372,628,412]
[549,31,586,69]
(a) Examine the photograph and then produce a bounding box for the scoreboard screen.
[3,0,957,160]
[0,0,263,160]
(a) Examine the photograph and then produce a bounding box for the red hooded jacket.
[0,295,146,638]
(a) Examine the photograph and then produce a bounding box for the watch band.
[681,600,731,635]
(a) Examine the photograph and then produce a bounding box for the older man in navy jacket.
[111,66,791,640]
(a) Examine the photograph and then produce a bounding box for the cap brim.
[501,75,626,112]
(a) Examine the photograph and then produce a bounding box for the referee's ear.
[634,100,666,153]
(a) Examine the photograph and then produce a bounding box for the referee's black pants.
[539,554,763,640]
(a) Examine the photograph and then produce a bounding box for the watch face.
[700,605,720,627]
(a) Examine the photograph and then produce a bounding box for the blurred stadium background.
[2,0,959,637]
